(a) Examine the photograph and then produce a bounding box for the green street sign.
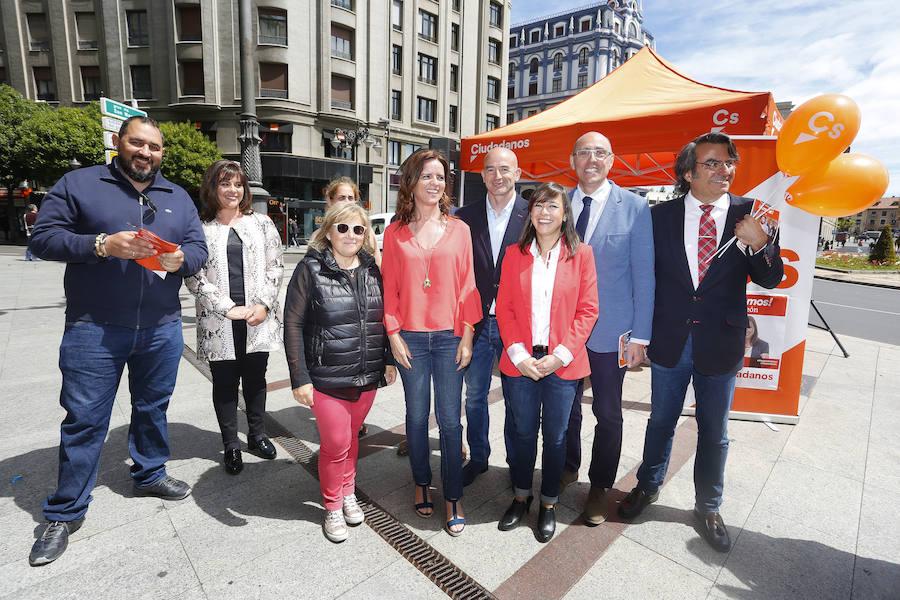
[100,97,147,120]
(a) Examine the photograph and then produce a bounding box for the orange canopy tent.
[460,47,784,193]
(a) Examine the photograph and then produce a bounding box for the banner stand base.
[681,407,799,426]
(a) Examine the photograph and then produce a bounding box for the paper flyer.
[134,228,179,279]
[617,330,632,368]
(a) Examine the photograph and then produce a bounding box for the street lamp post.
[331,125,376,198]
[237,0,270,216]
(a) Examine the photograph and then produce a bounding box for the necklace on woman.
[412,218,445,290]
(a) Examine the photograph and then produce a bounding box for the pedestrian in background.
[381,149,481,536]
[185,160,284,475]
[284,202,396,542]
[23,203,39,261]
[310,177,381,268]
[28,116,207,566]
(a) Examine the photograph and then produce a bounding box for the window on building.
[33,67,56,101]
[487,77,500,103]
[331,24,353,60]
[554,24,564,37]
[392,45,402,75]
[180,61,204,95]
[404,143,423,161]
[130,65,152,99]
[527,109,538,117]
[388,140,401,165]
[486,114,499,130]
[611,49,619,68]
[507,85,514,99]
[391,0,403,31]
[260,124,290,153]
[615,22,620,34]
[488,38,501,64]
[331,0,353,9]
[507,112,515,124]
[552,78,561,93]
[628,23,638,38]
[75,13,98,50]
[331,75,353,109]
[177,6,202,42]
[417,53,437,85]
[451,23,460,51]
[417,96,436,122]
[882,211,887,216]
[27,14,50,50]
[391,90,402,120]
[259,8,287,45]
[0,67,7,85]
[530,30,540,44]
[881,219,886,225]
[508,62,516,79]
[577,73,587,88]
[580,17,591,32]
[489,2,502,28]
[81,66,102,101]
[529,58,539,74]
[553,53,563,71]
[449,105,458,133]
[259,63,287,98]
[528,82,538,96]
[578,47,588,66]
[419,10,437,42]
[510,37,517,48]
[450,64,458,92]
[126,11,149,46]
[452,0,460,11]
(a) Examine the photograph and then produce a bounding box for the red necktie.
[697,205,717,284]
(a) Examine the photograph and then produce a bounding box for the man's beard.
[120,156,160,183]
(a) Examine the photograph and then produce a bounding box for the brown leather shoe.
[694,509,731,553]
[558,469,579,495]
[582,486,609,526]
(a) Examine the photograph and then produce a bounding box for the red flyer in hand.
[134,228,179,273]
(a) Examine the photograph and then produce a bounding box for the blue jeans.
[43,320,183,521]
[397,330,465,501]
[636,334,738,512]
[504,357,579,505]
[463,317,515,467]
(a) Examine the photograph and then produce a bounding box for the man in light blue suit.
[561,131,655,525]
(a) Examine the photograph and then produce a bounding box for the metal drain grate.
[182,344,496,600]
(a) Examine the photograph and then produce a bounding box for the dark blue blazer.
[647,194,783,376]
[456,194,529,338]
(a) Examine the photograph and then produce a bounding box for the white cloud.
[511,0,900,193]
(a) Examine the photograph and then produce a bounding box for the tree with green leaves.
[158,121,222,197]
[868,224,897,264]
[836,218,852,232]
[0,84,46,191]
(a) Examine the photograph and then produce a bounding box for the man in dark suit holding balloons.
[617,132,783,553]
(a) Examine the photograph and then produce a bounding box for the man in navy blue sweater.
[28,116,208,566]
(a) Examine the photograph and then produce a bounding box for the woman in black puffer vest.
[284,202,396,543]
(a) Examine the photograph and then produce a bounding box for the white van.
[368,213,394,250]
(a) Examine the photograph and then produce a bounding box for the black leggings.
[209,347,270,450]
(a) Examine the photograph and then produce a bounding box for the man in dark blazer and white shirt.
[561,132,655,526]
[618,132,783,553]
[456,147,529,486]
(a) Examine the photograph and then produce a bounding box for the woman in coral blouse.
[495,182,598,543]
[381,149,481,536]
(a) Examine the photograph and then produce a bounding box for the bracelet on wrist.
[94,233,108,258]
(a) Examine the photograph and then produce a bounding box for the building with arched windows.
[507,1,653,124]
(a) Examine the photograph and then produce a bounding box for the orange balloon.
[786,153,889,217]
[776,94,861,175]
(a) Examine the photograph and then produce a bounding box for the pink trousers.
[310,388,375,510]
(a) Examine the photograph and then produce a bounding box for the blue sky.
[511,0,899,194]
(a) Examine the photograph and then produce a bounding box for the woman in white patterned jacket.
[185,160,284,475]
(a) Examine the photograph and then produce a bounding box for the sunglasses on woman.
[335,223,367,236]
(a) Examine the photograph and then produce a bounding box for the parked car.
[369,212,394,250]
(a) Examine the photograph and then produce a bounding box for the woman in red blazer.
[495,182,599,543]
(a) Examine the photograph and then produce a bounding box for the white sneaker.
[343,494,365,526]
[323,509,348,543]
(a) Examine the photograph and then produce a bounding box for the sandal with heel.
[445,499,466,536]
[414,484,433,518]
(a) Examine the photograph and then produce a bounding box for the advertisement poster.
[735,294,788,390]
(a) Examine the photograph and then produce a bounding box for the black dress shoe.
[134,475,192,500]
[694,509,731,553]
[617,486,659,520]
[535,504,556,543]
[29,518,85,566]
[462,461,488,487]
[498,496,533,531]
[248,436,277,459]
[224,448,243,475]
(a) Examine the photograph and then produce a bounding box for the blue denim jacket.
[31,161,208,329]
